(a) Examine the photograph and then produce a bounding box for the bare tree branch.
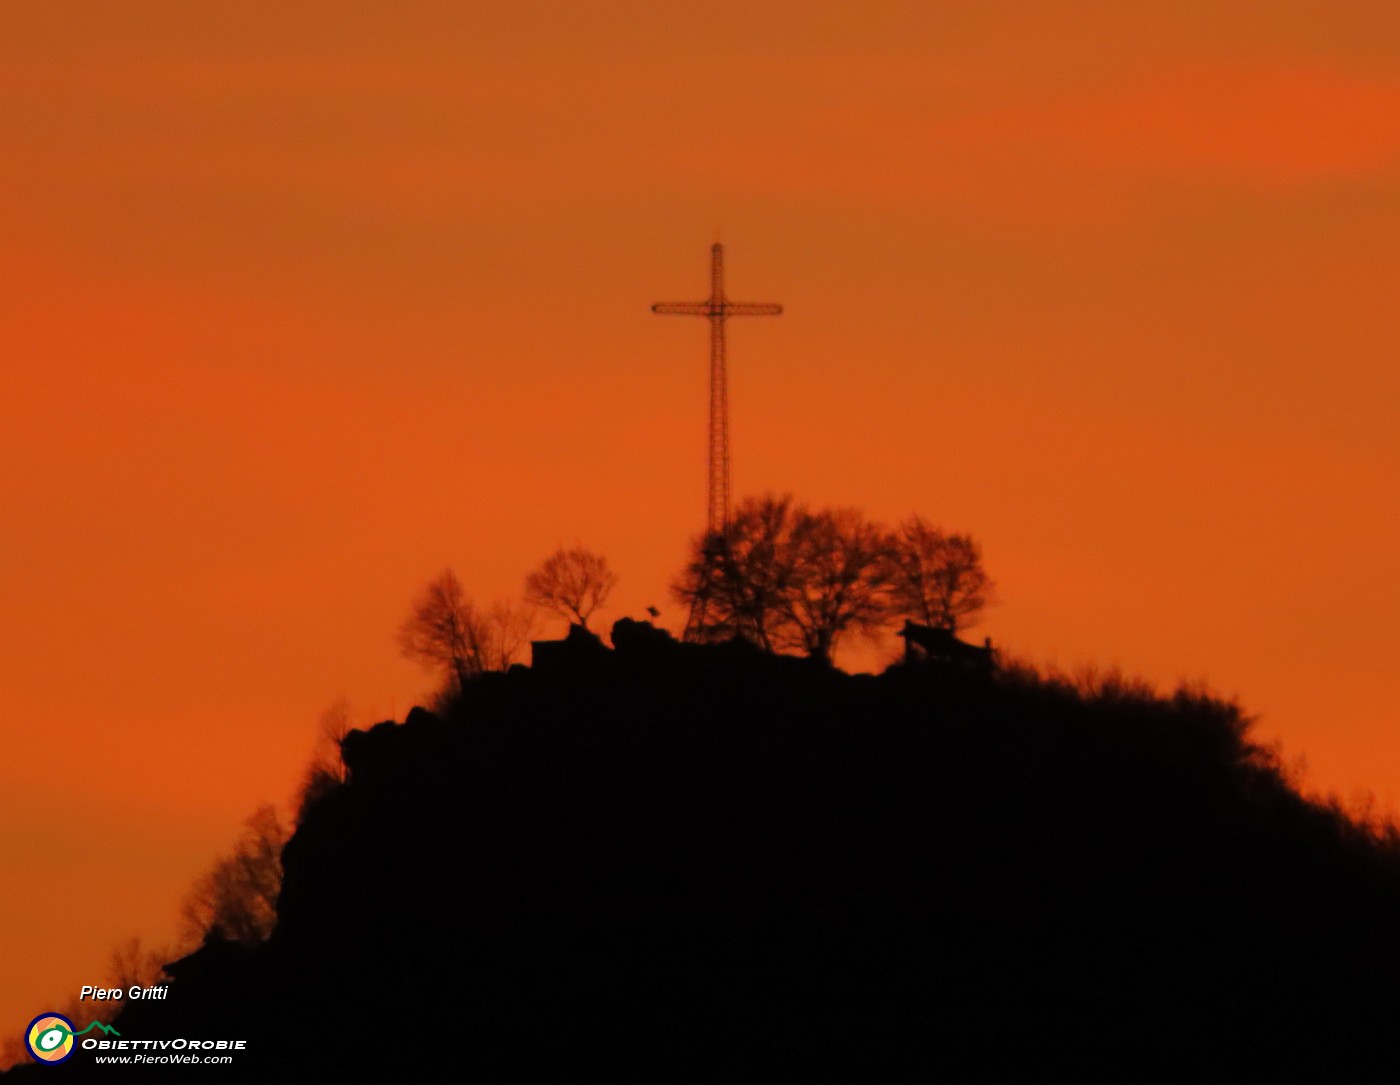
[179,805,287,947]
[674,495,894,665]
[398,569,483,690]
[524,547,618,630]
[887,517,995,633]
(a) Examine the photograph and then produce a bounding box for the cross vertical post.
[653,243,783,536]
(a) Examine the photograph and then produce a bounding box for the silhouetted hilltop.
[27,622,1400,1078]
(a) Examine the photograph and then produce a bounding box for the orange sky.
[4,0,1400,1035]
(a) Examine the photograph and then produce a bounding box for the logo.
[25,1013,75,1064]
[24,1013,121,1065]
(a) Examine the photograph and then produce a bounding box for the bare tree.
[886,517,995,632]
[398,569,482,689]
[524,547,617,630]
[399,571,539,701]
[674,495,893,664]
[478,601,537,671]
[781,506,894,664]
[314,697,352,784]
[296,698,353,821]
[673,495,801,650]
[179,805,287,947]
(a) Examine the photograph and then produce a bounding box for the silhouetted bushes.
[674,495,994,663]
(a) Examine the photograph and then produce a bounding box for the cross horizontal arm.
[723,302,783,317]
[652,301,783,317]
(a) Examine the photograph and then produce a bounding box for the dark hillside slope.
[43,624,1400,1078]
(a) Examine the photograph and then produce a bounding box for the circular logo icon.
[25,1012,76,1064]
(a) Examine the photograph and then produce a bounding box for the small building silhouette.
[896,620,997,671]
[530,623,609,672]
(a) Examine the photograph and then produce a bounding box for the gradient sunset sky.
[4,1,1400,1032]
